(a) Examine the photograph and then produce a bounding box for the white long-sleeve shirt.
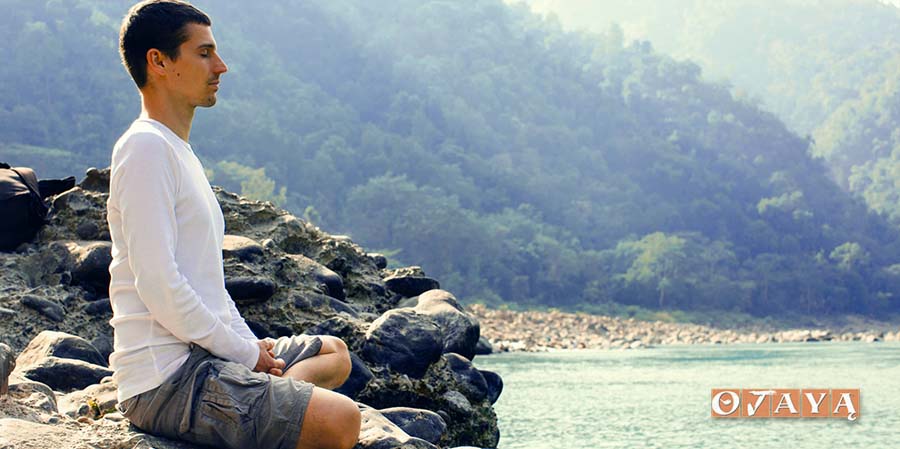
[107,118,259,403]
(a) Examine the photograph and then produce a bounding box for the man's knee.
[298,388,361,449]
[319,336,351,386]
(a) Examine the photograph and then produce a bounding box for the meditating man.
[108,2,361,448]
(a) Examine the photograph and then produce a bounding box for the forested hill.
[2,0,899,317]
[523,0,900,227]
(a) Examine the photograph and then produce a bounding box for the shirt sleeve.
[111,132,259,370]
[226,293,259,341]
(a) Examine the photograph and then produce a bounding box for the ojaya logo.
[711,389,859,421]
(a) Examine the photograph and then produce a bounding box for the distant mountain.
[520,0,900,224]
[2,0,899,316]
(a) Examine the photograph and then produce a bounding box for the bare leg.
[295,387,361,449]
[283,336,352,390]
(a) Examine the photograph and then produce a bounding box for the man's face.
[163,23,227,108]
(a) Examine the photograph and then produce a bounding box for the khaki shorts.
[119,335,323,449]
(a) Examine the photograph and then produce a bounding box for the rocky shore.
[1,168,501,449]
[469,305,900,352]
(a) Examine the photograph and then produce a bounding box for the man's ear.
[146,49,167,78]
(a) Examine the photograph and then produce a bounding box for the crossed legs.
[282,336,361,449]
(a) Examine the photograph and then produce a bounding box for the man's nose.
[215,55,228,74]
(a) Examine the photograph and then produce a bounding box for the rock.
[289,254,346,301]
[334,352,374,400]
[16,331,107,368]
[8,379,58,413]
[368,253,388,269]
[222,235,264,262]
[414,290,480,360]
[224,276,276,304]
[85,297,112,316]
[20,295,65,322]
[245,320,273,339]
[443,354,488,403]
[58,381,118,418]
[91,335,114,364]
[15,356,113,392]
[314,265,346,301]
[380,407,447,445]
[362,309,443,378]
[79,167,110,193]
[294,292,359,318]
[356,406,440,449]
[75,221,100,240]
[474,337,493,356]
[67,241,113,294]
[1,342,14,395]
[384,276,440,298]
[479,370,503,405]
[442,390,473,415]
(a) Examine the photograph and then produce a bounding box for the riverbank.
[467,304,900,352]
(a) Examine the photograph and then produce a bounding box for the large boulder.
[379,407,447,445]
[355,406,440,449]
[361,309,443,378]
[16,331,107,368]
[225,276,276,304]
[443,354,489,403]
[414,290,480,360]
[15,357,113,392]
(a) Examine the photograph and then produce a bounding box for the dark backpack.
[0,163,50,251]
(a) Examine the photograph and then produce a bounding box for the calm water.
[473,342,900,449]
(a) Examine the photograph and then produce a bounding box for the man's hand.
[254,339,285,376]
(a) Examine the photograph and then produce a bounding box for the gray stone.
[75,221,100,240]
[474,336,493,356]
[8,379,57,413]
[16,331,107,368]
[384,275,440,298]
[58,380,118,418]
[20,295,65,322]
[442,390,473,415]
[479,370,503,405]
[380,407,447,445]
[79,167,110,193]
[362,309,443,378]
[294,292,359,317]
[289,254,346,301]
[414,290,480,360]
[15,356,113,392]
[443,353,488,403]
[222,235,264,262]
[225,276,276,304]
[67,241,113,294]
[356,406,440,449]
[0,342,14,395]
[85,297,111,316]
[368,253,388,269]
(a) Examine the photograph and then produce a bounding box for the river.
[472,342,900,448]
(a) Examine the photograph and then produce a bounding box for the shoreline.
[467,304,900,353]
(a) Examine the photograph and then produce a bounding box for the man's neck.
[139,90,195,142]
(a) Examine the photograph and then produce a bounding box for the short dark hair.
[119,0,211,88]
